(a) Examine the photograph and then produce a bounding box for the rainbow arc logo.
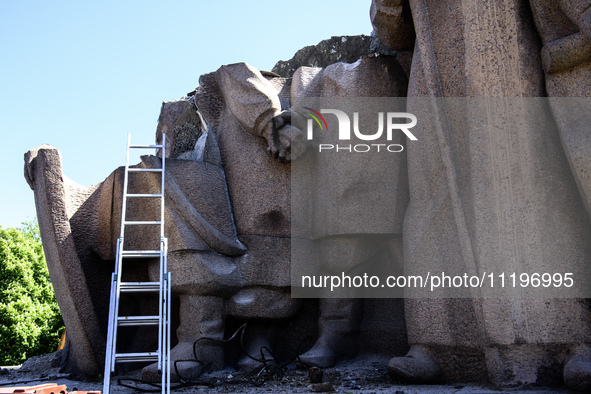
[304,107,329,132]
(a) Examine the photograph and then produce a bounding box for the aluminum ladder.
[103,133,171,394]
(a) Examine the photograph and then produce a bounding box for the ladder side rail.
[160,270,166,393]
[160,133,166,240]
[111,241,125,373]
[119,133,132,243]
[129,144,164,149]
[158,133,166,374]
[107,238,123,371]
[164,272,171,394]
[157,241,164,373]
[164,238,170,394]
[102,270,118,394]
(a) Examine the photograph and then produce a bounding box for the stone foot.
[142,340,223,383]
[143,295,225,382]
[564,345,591,392]
[236,324,276,372]
[142,342,200,383]
[237,346,274,373]
[299,298,361,368]
[299,337,337,368]
[387,345,441,383]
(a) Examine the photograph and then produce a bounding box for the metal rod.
[129,144,164,149]
[161,133,166,240]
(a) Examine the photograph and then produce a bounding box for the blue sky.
[1,1,372,228]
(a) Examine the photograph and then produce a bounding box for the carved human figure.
[372,0,591,390]
[192,58,411,370]
[289,57,410,368]
[142,62,305,380]
[24,56,410,381]
[530,1,591,389]
[24,62,305,381]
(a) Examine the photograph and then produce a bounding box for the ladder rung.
[115,352,159,363]
[120,282,161,292]
[118,315,160,326]
[124,221,162,225]
[129,144,164,149]
[126,193,163,198]
[121,250,162,258]
[128,168,163,172]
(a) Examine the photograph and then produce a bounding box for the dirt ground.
[0,353,577,393]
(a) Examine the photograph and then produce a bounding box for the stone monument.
[372,0,591,390]
[24,0,591,391]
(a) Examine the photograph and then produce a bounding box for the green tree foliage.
[0,219,64,365]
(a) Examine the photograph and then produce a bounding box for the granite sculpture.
[372,0,591,390]
[289,56,410,368]
[26,63,303,381]
[24,56,409,381]
[23,0,591,390]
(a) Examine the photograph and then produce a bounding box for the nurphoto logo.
[304,107,418,153]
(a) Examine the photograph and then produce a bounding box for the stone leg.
[385,298,478,383]
[142,295,226,382]
[299,298,361,368]
[299,237,377,368]
[236,322,277,372]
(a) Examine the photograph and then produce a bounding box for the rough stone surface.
[390,0,591,389]
[531,0,591,218]
[272,32,413,79]
[272,35,374,78]
[24,146,107,378]
[155,98,204,159]
[290,57,409,240]
[155,236,292,298]
[370,0,415,50]
[195,65,291,238]
[530,5,591,386]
